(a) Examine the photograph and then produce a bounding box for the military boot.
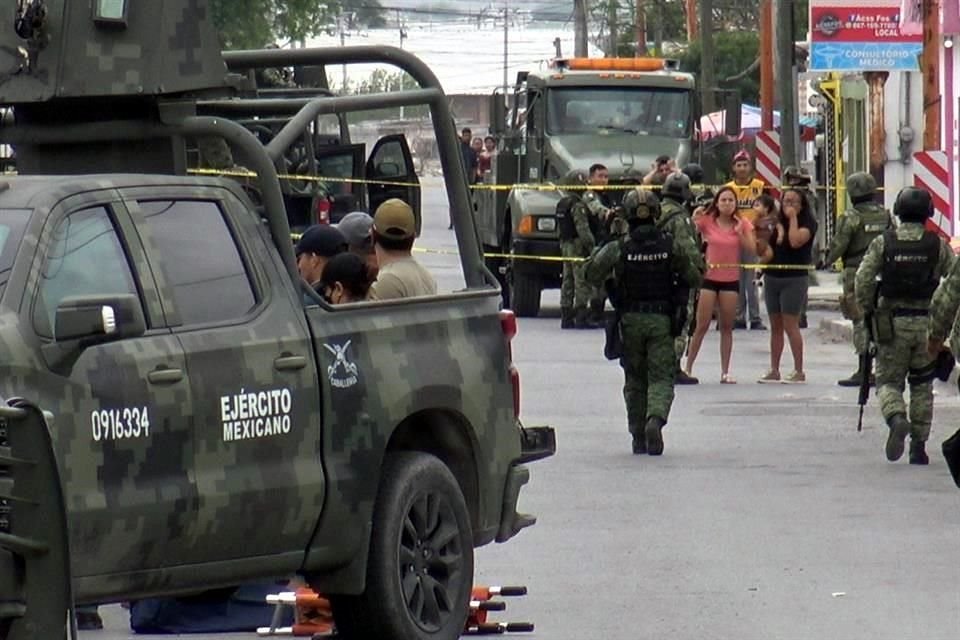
[588,300,605,326]
[575,308,601,329]
[675,369,699,385]
[560,307,575,329]
[885,414,910,462]
[631,430,647,455]
[909,440,929,465]
[645,416,667,456]
[837,367,864,387]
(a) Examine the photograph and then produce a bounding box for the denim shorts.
[764,275,808,316]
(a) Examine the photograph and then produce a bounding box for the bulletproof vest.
[556,195,579,241]
[845,203,892,267]
[880,230,941,300]
[617,227,674,308]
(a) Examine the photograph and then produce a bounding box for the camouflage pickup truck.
[0,3,554,640]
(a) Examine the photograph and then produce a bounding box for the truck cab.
[477,57,739,316]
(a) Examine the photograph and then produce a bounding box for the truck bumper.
[496,426,556,543]
[511,238,561,282]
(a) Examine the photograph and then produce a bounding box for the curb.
[818,317,852,343]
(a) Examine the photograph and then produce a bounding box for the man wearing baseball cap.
[368,198,437,300]
[336,211,379,279]
[295,224,348,289]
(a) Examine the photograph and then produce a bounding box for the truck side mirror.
[490,93,506,136]
[723,91,742,137]
[55,294,145,344]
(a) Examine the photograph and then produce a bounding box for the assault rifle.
[857,312,876,432]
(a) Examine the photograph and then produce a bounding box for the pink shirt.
[695,215,753,283]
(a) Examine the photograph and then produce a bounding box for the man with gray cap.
[295,224,348,290]
[336,211,379,280]
[368,198,437,300]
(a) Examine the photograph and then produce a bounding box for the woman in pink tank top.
[685,186,758,383]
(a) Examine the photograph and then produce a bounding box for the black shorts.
[702,279,739,294]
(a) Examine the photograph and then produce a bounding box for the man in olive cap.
[295,224,348,289]
[368,198,437,300]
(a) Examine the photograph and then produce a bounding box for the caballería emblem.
[324,341,359,389]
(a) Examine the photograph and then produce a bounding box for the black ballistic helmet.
[682,163,705,183]
[893,186,933,222]
[661,172,692,201]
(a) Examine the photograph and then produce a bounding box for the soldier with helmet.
[557,170,603,329]
[827,172,895,387]
[855,186,954,465]
[658,172,706,384]
[682,162,714,213]
[585,188,703,455]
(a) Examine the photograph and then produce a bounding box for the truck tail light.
[500,310,520,418]
[315,198,331,225]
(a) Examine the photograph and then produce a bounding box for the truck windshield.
[547,87,691,137]
[0,208,31,298]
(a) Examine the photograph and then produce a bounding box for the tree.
[210,0,386,50]
[680,31,761,106]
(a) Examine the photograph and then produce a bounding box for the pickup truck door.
[25,196,196,576]
[125,188,324,565]
[366,134,422,234]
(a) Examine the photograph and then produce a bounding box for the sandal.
[720,374,737,384]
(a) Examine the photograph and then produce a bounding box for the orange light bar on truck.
[558,57,668,72]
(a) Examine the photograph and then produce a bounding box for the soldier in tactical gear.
[585,188,703,455]
[682,162,714,213]
[827,172,895,387]
[558,170,603,329]
[658,172,706,385]
[582,163,613,324]
[855,186,954,465]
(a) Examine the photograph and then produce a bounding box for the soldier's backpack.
[556,195,579,241]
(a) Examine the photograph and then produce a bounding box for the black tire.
[510,271,542,317]
[331,452,474,640]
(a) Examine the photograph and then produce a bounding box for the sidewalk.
[805,269,848,341]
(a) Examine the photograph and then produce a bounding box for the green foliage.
[681,31,761,106]
[210,0,386,50]
[335,70,428,121]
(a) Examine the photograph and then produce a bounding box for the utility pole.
[921,0,941,149]
[607,0,618,56]
[700,0,716,113]
[775,0,798,169]
[685,0,697,40]
[760,0,774,130]
[503,0,509,98]
[398,9,407,119]
[635,0,647,56]
[574,0,588,57]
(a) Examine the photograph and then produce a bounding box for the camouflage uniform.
[657,174,705,383]
[855,188,954,464]
[582,188,611,321]
[586,189,703,455]
[825,172,894,386]
[560,197,600,328]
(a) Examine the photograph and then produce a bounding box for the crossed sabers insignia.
[324,341,359,379]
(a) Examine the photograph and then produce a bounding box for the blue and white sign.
[809,42,922,72]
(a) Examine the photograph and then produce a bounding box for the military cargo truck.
[477,56,740,316]
[0,2,554,640]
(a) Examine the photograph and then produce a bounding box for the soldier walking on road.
[657,172,705,385]
[826,172,894,387]
[586,189,703,455]
[855,187,954,464]
[558,171,603,329]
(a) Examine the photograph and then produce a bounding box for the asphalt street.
[86,177,960,640]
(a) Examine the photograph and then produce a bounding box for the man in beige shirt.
[368,198,437,300]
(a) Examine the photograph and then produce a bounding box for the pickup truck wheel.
[510,271,542,317]
[331,452,474,640]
